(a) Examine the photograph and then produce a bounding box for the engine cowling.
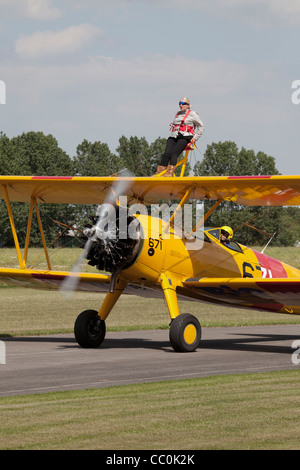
[82,204,142,273]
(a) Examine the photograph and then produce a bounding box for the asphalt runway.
[1,325,300,396]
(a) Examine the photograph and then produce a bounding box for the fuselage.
[123,215,300,287]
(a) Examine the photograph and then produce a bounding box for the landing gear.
[169,313,201,352]
[74,279,127,349]
[160,273,201,352]
[74,309,106,348]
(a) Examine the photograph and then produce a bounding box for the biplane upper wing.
[0,174,300,206]
[181,277,300,314]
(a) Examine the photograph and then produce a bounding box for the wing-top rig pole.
[154,142,195,177]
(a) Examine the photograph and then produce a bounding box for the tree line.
[0,131,299,248]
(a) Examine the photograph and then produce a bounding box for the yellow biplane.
[1,159,300,352]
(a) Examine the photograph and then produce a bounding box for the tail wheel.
[74,309,106,348]
[169,313,201,352]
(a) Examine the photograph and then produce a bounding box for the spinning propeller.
[60,170,140,298]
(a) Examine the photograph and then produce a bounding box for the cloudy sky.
[0,0,299,174]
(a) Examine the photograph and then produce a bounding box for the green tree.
[9,131,74,176]
[194,141,279,176]
[194,141,240,176]
[148,137,167,174]
[0,132,14,174]
[0,132,76,247]
[73,139,120,176]
[116,136,152,176]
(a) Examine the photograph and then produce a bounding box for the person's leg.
[160,137,176,166]
[164,138,191,176]
[155,136,191,176]
[168,138,190,165]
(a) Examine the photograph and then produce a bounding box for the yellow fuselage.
[123,215,300,288]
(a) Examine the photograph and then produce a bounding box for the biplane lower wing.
[0,268,111,292]
[181,277,300,314]
[0,268,163,298]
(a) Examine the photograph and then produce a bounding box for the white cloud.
[2,54,248,105]
[27,0,61,20]
[0,0,62,20]
[266,0,300,23]
[2,54,251,117]
[151,0,300,25]
[68,0,300,25]
[83,55,246,93]
[25,0,62,20]
[223,0,300,25]
[15,24,103,59]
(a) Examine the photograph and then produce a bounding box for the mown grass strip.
[0,370,299,450]
[1,287,300,338]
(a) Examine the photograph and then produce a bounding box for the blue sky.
[0,0,299,174]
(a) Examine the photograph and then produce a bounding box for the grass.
[0,247,96,271]
[1,247,300,450]
[2,287,300,338]
[0,370,300,450]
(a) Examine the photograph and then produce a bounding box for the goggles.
[221,230,229,237]
[179,101,189,106]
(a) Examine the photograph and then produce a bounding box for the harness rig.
[170,110,195,135]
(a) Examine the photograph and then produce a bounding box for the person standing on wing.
[154,97,204,177]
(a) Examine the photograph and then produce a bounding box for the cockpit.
[205,228,244,253]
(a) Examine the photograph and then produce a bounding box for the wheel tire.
[169,313,201,352]
[74,309,106,348]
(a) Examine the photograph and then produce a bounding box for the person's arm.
[191,111,204,142]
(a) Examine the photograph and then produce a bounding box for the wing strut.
[2,184,24,268]
[2,185,51,270]
[188,198,223,237]
[163,186,195,233]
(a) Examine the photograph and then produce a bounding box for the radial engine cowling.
[82,204,142,274]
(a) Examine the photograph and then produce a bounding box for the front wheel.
[169,313,201,352]
[74,309,106,348]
